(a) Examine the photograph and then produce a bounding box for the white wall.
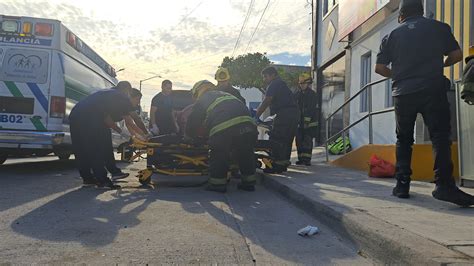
[349,15,398,148]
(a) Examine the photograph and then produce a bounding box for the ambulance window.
[0,48,49,84]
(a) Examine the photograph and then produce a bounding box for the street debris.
[297,225,320,237]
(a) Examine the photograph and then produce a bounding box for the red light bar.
[35,23,53,36]
[66,31,76,47]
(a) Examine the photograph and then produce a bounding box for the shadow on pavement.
[0,159,79,212]
[11,187,155,248]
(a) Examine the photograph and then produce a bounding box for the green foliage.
[276,67,305,90]
[220,52,307,91]
[220,53,271,89]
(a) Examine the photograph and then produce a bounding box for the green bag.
[328,136,351,155]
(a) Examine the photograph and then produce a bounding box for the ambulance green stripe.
[4,81,23,97]
[30,117,47,131]
[3,81,47,131]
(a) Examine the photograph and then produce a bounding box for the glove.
[150,125,160,135]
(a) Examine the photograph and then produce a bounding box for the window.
[360,53,371,112]
[323,0,339,16]
[385,79,393,108]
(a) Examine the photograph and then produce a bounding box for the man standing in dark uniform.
[149,79,177,135]
[70,82,147,189]
[215,67,246,104]
[294,73,318,166]
[375,0,474,206]
[255,66,298,174]
[186,80,257,193]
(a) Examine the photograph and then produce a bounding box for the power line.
[175,1,204,28]
[232,0,255,57]
[245,0,271,52]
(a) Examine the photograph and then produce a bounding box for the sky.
[1,0,313,107]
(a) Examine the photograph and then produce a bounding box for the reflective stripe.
[206,95,236,115]
[208,177,228,185]
[304,117,311,122]
[304,122,318,128]
[274,160,289,166]
[299,153,312,158]
[209,116,255,136]
[241,174,257,183]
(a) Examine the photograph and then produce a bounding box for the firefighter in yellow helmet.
[215,67,246,104]
[294,72,318,166]
[186,80,258,192]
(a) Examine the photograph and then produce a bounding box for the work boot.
[295,160,304,165]
[205,184,227,193]
[392,179,410,198]
[432,185,474,207]
[82,178,99,187]
[263,167,284,174]
[304,161,311,166]
[237,183,255,192]
[97,179,121,190]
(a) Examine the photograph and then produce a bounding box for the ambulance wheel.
[0,154,7,165]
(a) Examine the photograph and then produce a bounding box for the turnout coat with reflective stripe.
[295,88,318,134]
[185,90,256,139]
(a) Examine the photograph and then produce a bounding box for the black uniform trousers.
[296,128,313,162]
[208,131,257,186]
[393,88,454,186]
[270,108,299,170]
[103,129,121,175]
[70,117,110,183]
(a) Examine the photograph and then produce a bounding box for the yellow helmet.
[191,80,216,99]
[215,67,230,82]
[298,72,312,84]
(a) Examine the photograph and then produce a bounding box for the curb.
[262,174,473,265]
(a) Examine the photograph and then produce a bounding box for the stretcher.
[122,132,274,185]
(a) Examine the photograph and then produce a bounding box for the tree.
[220,53,307,92]
[220,52,271,90]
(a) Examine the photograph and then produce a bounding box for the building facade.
[312,0,473,149]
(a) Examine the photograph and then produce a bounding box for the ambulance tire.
[0,154,7,165]
[55,151,71,160]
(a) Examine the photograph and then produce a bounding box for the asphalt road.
[0,157,372,265]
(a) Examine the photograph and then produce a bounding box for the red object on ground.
[368,155,395,178]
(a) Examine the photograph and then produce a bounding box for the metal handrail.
[325,77,394,161]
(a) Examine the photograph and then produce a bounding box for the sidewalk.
[262,148,474,265]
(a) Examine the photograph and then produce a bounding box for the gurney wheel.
[137,169,153,185]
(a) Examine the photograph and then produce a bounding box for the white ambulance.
[0,15,127,164]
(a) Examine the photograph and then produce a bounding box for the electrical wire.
[232,0,255,57]
[245,0,271,52]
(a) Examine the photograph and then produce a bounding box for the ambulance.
[0,15,127,164]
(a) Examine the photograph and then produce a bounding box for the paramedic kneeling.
[185,80,258,193]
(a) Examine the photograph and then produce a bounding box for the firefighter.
[255,66,299,173]
[215,67,246,104]
[294,72,318,166]
[375,0,474,206]
[185,80,258,193]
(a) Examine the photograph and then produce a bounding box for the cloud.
[1,0,312,104]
